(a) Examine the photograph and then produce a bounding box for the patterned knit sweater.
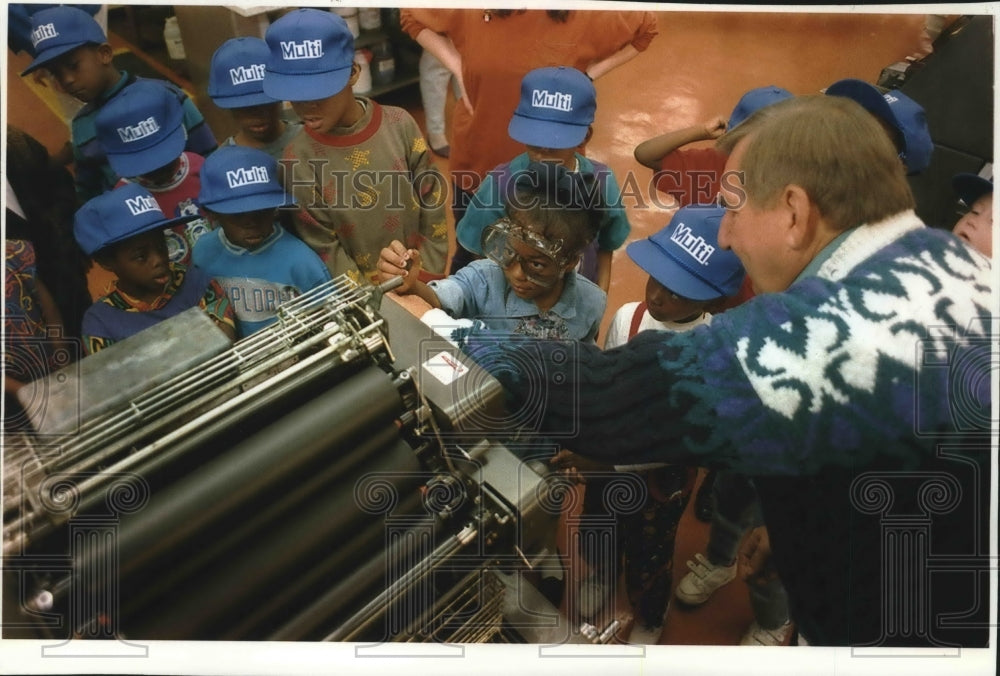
[282,98,449,284]
[461,211,994,646]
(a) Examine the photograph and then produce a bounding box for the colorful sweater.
[282,98,448,284]
[460,212,993,646]
[82,263,234,355]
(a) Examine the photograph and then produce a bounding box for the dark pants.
[580,466,696,626]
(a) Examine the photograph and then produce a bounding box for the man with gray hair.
[460,95,993,646]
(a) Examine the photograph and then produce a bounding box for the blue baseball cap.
[508,67,596,149]
[825,79,933,174]
[198,146,295,214]
[626,205,745,301]
[95,80,186,178]
[953,173,993,207]
[263,9,355,102]
[208,37,277,109]
[727,86,793,130]
[20,6,107,76]
[74,183,196,256]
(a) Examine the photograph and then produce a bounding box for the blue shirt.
[191,224,332,337]
[72,72,218,201]
[429,259,606,343]
[456,152,631,257]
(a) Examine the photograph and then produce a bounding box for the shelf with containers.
[336,7,422,100]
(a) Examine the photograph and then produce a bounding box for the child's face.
[215,208,277,250]
[289,67,361,135]
[524,145,578,169]
[500,236,574,311]
[100,230,171,300]
[45,44,115,103]
[136,158,183,187]
[953,193,993,258]
[231,103,284,143]
[644,276,707,323]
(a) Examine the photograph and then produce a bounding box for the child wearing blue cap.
[74,183,235,355]
[562,205,746,643]
[262,8,448,284]
[21,6,216,202]
[951,172,993,258]
[635,85,794,210]
[193,146,332,337]
[824,79,933,175]
[208,37,302,160]
[379,162,606,343]
[96,79,215,267]
[454,66,630,291]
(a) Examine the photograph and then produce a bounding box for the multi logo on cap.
[73,183,196,256]
[626,205,745,301]
[21,6,108,76]
[262,9,356,102]
[95,80,186,178]
[198,146,294,214]
[508,67,597,149]
[208,37,277,109]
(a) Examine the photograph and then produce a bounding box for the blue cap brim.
[508,115,589,149]
[210,91,280,109]
[21,41,95,76]
[626,239,730,302]
[199,190,295,214]
[104,124,187,178]
[89,213,198,255]
[262,67,351,102]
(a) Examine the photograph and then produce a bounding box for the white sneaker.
[674,553,737,605]
[575,576,609,620]
[739,620,794,646]
[627,622,663,644]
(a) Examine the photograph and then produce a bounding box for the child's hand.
[737,525,776,586]
[703,116,728,139]
[377,241,422,292]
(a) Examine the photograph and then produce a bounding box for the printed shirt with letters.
[116,152,213,267]
[82,262,234,355]
[282,98,448,285]
[191,223,332,338]
[72,71,218,202]
[431,259,606,343]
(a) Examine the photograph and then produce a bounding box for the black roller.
[125,437,424,639]
[104,366,406,579]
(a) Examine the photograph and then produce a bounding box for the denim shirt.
[429,259,606,343]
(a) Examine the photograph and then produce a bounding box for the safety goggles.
[481,218,567,288]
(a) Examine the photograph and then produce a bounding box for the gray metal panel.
[19,307,232,437]
[379,295,506,440]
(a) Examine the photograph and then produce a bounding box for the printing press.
[2,276,617,644]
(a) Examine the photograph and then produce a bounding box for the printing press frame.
[2,276,606,644]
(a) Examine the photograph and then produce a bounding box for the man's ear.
[784,184,820,251]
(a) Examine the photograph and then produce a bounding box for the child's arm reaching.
[377,241,442,309]
[633,116,727,171]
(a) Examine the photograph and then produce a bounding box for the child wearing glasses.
[378,162,606,342]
